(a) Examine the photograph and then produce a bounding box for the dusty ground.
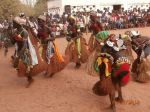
[0,27,150,112]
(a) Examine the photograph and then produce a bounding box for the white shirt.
[0,24,3,29]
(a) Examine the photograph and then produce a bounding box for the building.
[47,0,150,15]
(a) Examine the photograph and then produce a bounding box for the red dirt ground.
[0,27,149,112]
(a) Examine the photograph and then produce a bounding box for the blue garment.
[28,36,38,66]
[46,41,54,64]
[144,45,150,58]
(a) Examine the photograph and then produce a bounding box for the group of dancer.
[11,14,69,87]
[8,12,150,112]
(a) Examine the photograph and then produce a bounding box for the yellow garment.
[53,41,64,62]
[93,36,96,45]
[76,38,81,58]
[38,46,44,61]
[97,57,111,77]
[122,35,128,39]
[39,46,43,57]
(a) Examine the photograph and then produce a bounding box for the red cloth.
[71,27,77,33]
[114,63,130,86]
[38,32,48,40]
[90,22,103,34]
[108,63,112,73]
[14,35,23,42]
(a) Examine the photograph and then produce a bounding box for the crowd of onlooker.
[98,8,150,30]
[0,18,13,49]
[0,7,150,42]
[44,7,150,36]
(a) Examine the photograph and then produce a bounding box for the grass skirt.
[65,37,89,63]
[93,78,115,96]
[88,34,100,52]
[132,58,150,82]
[86,50,99,77]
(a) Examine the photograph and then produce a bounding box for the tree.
[0,0,21,18]
[0,0,49,19]
[34,0,48,16]
[20,4,35,16]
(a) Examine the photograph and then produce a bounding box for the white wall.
[62,0,98,6]
[47,0,63,14]
[47,0,150,14]
[123,0,150,10]
[61,0,124,13]
[49,0,150,6]
[127,0,150,4]
[61,0,131,6]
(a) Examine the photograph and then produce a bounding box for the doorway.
[113,5,121,11]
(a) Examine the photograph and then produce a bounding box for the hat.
[131,30,140,37]
[13,16,26,25]
[19,13,25,17]
[38,15,46,22]
[109,34,117,41]
[69,15,75,20]
[68,15,76,23]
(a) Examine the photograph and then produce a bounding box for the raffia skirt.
[42,45,68,74]
[65,37,89,63]
[88,34,100,52]
[93,77,115,96]
[132,58,150,82]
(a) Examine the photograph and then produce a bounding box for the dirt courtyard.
[0,27,150,112]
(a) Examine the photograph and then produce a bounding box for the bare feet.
[107,105,116,112]
[115,97,124,103]
[75,63,81,69]
[49,73,55,78]
[44,72,48,77]
[26,77,34,88]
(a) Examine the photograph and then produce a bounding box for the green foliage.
[0,0,21,18]
[0,0,48,19]
[34,0,48,16]
[20,4,35,16]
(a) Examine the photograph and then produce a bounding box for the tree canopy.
[0,0,48,19]
[0,0,21,18]
[34,0,47,16]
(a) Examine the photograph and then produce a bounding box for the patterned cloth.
[132,36,150,51]
[46,41,54,64]
[94,53,113,77]
[113,57,131,86]
[132,36,150,59]
[21,49,30,66]
[27,36,38,66]
[95,57,112,77]
[96,31,109,41]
